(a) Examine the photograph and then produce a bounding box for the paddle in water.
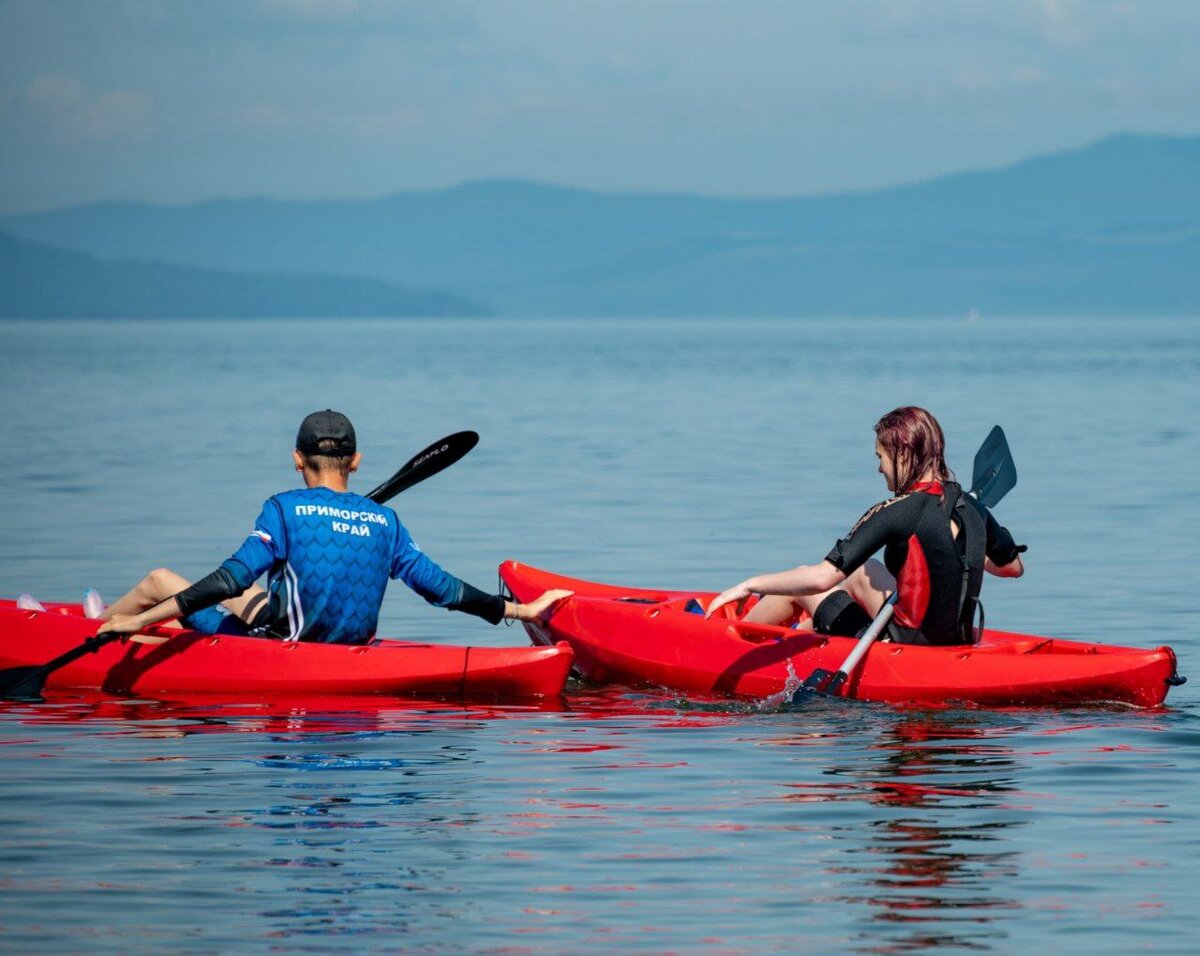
[794,425,1017,701]
[0,430,481,701]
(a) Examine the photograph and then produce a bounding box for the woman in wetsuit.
[706,407,1025,645]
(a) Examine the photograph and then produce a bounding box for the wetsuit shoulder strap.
[942,481,987,641]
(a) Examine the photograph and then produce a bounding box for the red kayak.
[0,599,573,699]
[500,561,1185,708]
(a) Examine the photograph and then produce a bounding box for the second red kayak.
[0,599,573,699]
[500,561,1184,708]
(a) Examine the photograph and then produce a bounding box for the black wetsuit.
[819,480,1023,645]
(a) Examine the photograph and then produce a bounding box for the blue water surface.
[1,316,1198,952]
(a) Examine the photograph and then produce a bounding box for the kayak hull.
[499,561,1183,708]
[0,600,573,699]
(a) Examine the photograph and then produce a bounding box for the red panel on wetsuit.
[894,533,931,629]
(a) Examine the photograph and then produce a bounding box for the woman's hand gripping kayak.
[706,583,754,618]
[705,564,841,619]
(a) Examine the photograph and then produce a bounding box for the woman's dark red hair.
[874,406,952,494]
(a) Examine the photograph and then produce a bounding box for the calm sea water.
[1,316,1197,952]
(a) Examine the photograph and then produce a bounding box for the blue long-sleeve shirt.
[218,486,466,644]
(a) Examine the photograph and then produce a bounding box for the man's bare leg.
[102,568,267,627]
[222,586,269,623]
[101,568,192,621]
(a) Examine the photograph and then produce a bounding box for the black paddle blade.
[0,665,49,701]
[366,431,479,504]
[1,632,121,701]
[971,425,1017,509]
[792,667,847,702]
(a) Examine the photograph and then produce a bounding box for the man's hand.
[512,589,574,623]
[96,613,145,636]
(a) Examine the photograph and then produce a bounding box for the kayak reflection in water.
[97,410,570,643]
[707,407,1025,646]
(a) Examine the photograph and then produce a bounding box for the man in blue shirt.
[98,410,569,642]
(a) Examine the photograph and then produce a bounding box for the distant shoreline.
[0,231,489,320]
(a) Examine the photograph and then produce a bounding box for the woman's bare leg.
[743,559,896,627]
[743,594,807,625]
[841,559,894,618]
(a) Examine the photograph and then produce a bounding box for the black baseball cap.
[296,409,357,457]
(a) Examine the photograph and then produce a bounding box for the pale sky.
[1,0,1198,212]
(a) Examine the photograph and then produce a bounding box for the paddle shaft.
[836,592,897,676]
[800,592,897,696]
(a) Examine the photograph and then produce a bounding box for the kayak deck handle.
[728,622,789,644]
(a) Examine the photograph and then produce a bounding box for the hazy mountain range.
[3,133,1198,318]
[0,232,486,318]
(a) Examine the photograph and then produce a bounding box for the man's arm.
[390,524,569,624]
